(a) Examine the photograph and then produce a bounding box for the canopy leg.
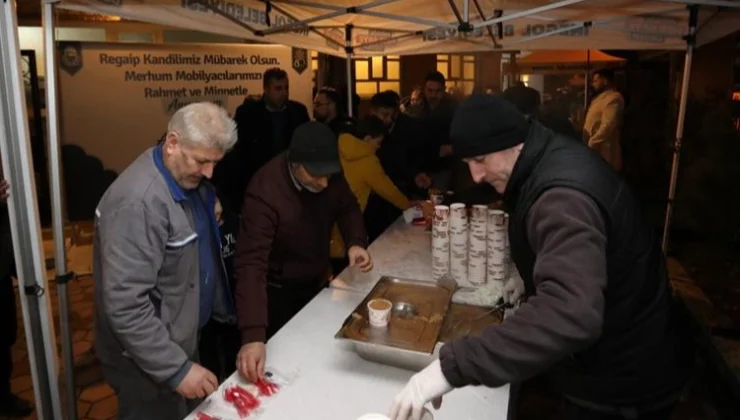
[662,5,698,253]
[42,3,78,419]
[345,24,354,117]
[0,0,64,418]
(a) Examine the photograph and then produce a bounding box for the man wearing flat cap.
[233,121,372,383]
[389,95,693,420]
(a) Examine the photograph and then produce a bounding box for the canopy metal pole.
[42,2,78,418]
[358,10,458,29]
[475,0,589,29]
[462,0,470,23]
[662,5,698,253]
[0,1,63,418]
[584,49,591,110]
[345,24,354,117]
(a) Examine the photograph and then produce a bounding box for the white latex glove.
[389,360,453,420]
[503,270,525,304]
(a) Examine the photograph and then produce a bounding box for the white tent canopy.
[1,1,740,419]
[58,0,740,56]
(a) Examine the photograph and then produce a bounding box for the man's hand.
[389,360,453,420]
[175,363,218,399]
[416,201,434,221]
[439,145,453,158]
[0,180,9,204]
[237,342,266,383]
[414,173,432,189]
[503,270,525,304]
[348,246,373,272]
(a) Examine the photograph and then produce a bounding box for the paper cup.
[488,209,506,226]
[471,204,488,220]
[433,205,450,222]
[450,202,467,221]
[367,299,392,327]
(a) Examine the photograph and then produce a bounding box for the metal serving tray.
[335,276,455,371]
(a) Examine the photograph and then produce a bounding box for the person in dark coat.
[389,95,693,420]
[312,87,355,138]
[233,122,372,385]
[0,179,33,417]
[407,72,457,189]
[503,84,580,140]
[212,68,310,213]
[364,91,431,241]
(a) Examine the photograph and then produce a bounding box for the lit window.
[436,61,449,79]
[355,60,370,80]
[436,54,476,94]
[355,81,379,97]
[450,55,461,78]
[371,56,384,79]
[352,56,401,98]
[379,81,400,93]
[387,60,400,80]
[463,62,475,80]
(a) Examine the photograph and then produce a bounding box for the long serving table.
[185,219,510,420]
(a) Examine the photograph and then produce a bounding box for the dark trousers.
[102,361,190,420]
[0,275,17,397]
[198,319,241,382]
[266,279,324,340]
[563,399,676,420]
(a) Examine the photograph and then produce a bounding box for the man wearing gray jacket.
[94,102,237,420]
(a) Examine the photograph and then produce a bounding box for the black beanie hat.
[451,93,530,159]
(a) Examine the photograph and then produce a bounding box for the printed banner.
[58,42,313,173]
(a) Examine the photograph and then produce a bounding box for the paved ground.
[6,274,116,420]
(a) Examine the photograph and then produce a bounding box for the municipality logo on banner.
[59,42,83,76]
[291,48,308,75]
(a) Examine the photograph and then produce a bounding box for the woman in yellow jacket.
[330,116,412,273]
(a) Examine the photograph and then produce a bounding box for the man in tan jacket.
[583,68,624,171]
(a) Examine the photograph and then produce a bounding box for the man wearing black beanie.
[389,94,693,420]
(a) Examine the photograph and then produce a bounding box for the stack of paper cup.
[432,205,450,281]
[449,203,469,287]
[468,205,488,286]
[487,209,508,284]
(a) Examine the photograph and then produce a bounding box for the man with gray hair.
[93,102,237,420]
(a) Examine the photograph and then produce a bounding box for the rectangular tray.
[335,276,454,355]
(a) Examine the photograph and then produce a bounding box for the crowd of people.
[88,62,691,420]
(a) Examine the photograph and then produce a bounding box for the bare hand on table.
[175,363,218,399]
[348,246,373,272]
[413,201,434,221]
[237,342,266,383]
